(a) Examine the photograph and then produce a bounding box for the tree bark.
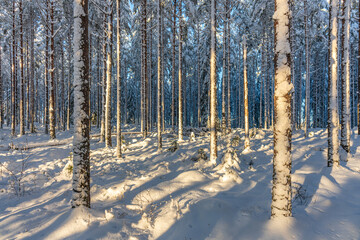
[105,7,113,148]
[72,0,90,208]
[210,0,217,164]
[340,0,351,153]
[157,0,163,150]
[327,0,340,167]
[49,0,56,139]
[116,0,122,158]
[272,0,292,218]
[178,0,183,141]
[243,37,250,150]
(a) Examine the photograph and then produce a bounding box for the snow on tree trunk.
[178,0,183,142]
[243,37,250,150]
[157,0,163,150]
[72,0,90,208]
[44,4,50,135]
[0,45,2,129]
[304,0,310,138]
[271,0,293,218]
[100,20,107,143]
[105,9,113,148]
[116,0,122,158]
[327,0,340,167]
[210,0,218,165]
[49,0,56,139]
[171,0,177,131]
[221,19,227,134]
[358,2,360,136]
[340,0,351,153]
[11,0,16,136]
[30,5,35,133]
[19,0,25,136]
[226,0,231,133]
[67,30,72,131]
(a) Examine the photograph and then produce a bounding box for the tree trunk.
[178,0,183,141]
[11,0,16,136]
[72,0,90,208]
[0,43,2,129]
[172,0,177,131]
[226,0,231,133]
[271,0,292,218]
[243,37,250,150]
[304,0,310,138]
[116,0,122,158]
[30,5,35,133]
[327,0,340,167]
[49,0,56,139]
[340,0,351,153]
[210,0,217,164]
[105,8,113,148]
[358,0,360,135]
[67,29,72,131]
[157,0,163,150]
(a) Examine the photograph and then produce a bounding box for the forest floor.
[0,125,360,240]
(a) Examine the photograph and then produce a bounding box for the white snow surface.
[0,126,360,239]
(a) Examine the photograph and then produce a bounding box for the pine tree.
[72,0,91,208]
[19,0,25,136]
[327,0,340,167]
[243,37,250,150]
[210,0,217,164]
[271,0,292,218]
[157,0,163,150]
[49,0,56,139]
[116,0,122,158]
[11,0,16,136]
[304,0,310,138]
[178,0,183,142]
[171,0,177,131]
[105,4,113,148]
[340,0,350,153]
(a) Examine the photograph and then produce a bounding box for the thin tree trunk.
[328,0,340,167]
[210,0,217,164]
[226,0,231,133]
[271,0,292,218]
[157,0,163,150]
[100,19,107,142]
[178,0,183,141]
[19,0,25,136]
[49,0,56,139]
[243,37,250,150]
[67,29,72,131]
[116,0,122,158]
[172,0,177,131]
[105,8,113,148]
[72,0,90,208]
[304,0,310,138]
[340,0,351,153]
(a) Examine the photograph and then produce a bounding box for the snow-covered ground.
[0,126,359,240]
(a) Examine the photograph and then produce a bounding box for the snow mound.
[215,148,242,183]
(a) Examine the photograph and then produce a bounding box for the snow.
[0,126,360,239]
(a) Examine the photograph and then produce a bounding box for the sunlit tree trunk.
[11,0,16,136]
[178,0,183,141]
[157,0,163,150]
[116,0,122,158]
[49,0,56,139]
[172,0,177,131]
[105,6,113,148]
[210,0,217,164]
[328,0,340,167]
[340,0,351,153]
[271,0,292,218]
[243,37,250,150]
